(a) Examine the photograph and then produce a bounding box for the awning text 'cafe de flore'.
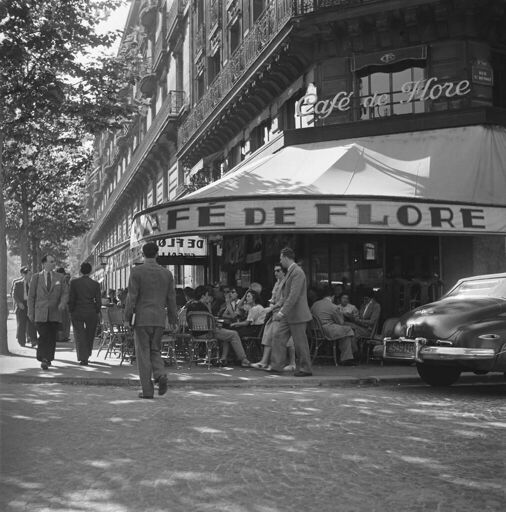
[131,117,506,319]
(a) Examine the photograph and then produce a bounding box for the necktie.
[47,272,51,290]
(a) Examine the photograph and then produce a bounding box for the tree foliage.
[0,0,136,267]
[0,0,137,354]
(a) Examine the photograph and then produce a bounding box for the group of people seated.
[172,266,381,369]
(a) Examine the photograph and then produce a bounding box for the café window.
[358,65,426,119]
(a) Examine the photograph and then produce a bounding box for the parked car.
[383,273,506,386]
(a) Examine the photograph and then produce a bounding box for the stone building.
[86,0,506,319]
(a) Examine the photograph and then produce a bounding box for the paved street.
[1,382,505,512]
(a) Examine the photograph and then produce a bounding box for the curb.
[3,373,502,389]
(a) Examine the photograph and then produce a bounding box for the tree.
[0,0,136,354]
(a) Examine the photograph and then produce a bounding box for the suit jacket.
[358,299,381,328]
[12,278,29,311]
[279,263,312,324]
[68,275,102,316]
[125,260,177,327]
[28,271,69,323]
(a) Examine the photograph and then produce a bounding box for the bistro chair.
[356,317,380,363]
[96,307,112,357]
[186,311,220,369]
[241,322,265,363]
[103,305,135,365]
[307,315,341,366]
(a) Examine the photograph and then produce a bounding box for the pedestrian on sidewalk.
[125,242,178,399]
[11,266,37,347]
[56,268,72,342]
[68,262,102,366]
[269,247,313,377]
[27,254,69,370]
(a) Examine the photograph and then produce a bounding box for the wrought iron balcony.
[178,0,381,147]
[90,90,186,241]
[178,0,293,146]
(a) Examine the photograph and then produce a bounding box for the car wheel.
[416,363,461,387]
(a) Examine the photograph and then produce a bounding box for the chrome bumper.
[383,337,496,362]
[420,346,496,361]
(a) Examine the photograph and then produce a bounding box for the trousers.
[71,311,99,362]
[35,321,60,362]
[134,326,166,397]
[16,303,37,346]
[269,319,312,373]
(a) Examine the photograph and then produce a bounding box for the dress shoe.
[40,360,49,370]
[138,392,154,399]
[283,364,296,372]
[241,359,251,367]
[158,375,168,396]
[294,371,313,377]
[250,362,267,369]
[79,360,88,366]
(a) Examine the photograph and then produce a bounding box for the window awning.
[131,125,506,243]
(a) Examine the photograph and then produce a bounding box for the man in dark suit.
[28,254,69,370]
[11,266,37,347]
[68,262,102,366]
[348,289,381,339]
[269,247,313,376]
[125,242,178,399]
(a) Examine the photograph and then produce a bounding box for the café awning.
[131,125,506,243]
[185,125,506,204]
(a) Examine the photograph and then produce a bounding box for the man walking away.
[269,247,313,377]
[28,254,69,370]
[125,242,178,399]
[68,262,102,366]
[11,266,37,347]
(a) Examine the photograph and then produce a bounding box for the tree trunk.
[19,184,29,266]
[0,131,10,355]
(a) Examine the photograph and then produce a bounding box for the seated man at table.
[310,285,357,366]
[348,289,381,339]
[186,285,250,367]
[218,288,241,325]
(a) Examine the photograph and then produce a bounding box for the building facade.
[86,0,506,320]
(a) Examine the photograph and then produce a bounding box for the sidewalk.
[1,316,502,389]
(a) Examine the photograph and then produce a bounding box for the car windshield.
[446,277,506,299]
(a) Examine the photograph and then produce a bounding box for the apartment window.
[196,74,205,100]
[208,50,221,85]
[252,0,268,23]
[229,19,241,56]
[358,65,425,119]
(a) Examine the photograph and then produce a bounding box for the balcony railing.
[178,0,293,146]
[178,0,380,146]
[90,90,186,240]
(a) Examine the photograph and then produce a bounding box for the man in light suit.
[348,289,381,339]
[11,266,37,347]
[28,254,69,370]
[68,262,102,366]
[269,247,313,376]
[125,242,178,399]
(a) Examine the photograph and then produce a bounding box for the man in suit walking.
[27,254,69,370]
[269,247,313,376]
[125,242,178,399]
[11,266,37,347]
[68,262,102,366]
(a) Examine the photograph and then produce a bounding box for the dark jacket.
[68,275,102,315]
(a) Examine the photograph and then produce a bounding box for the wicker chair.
[186,311,220,369]
[307,315,342,366]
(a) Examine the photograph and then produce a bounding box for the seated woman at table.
[230,290,266,339]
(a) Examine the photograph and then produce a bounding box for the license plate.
[384,339,416,359]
